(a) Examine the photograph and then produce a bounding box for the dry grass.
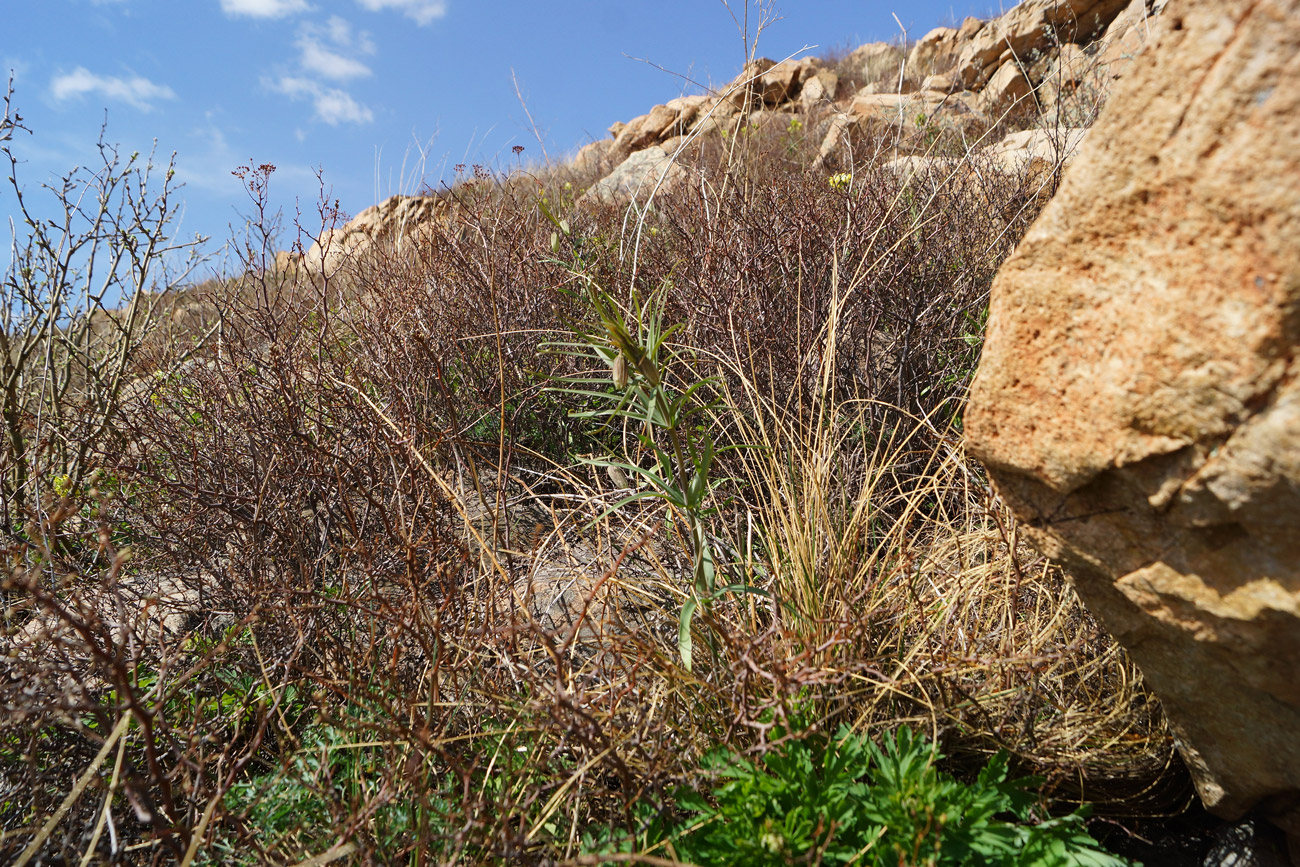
[0,53,1187,865]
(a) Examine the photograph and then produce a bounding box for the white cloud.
[171,117,236,193]
[170,113,320,225]
[49,67,176,111]
[354,0,446,26]
[220,0,311,19]
[312,88,373,125]
[296,16,374,81]
[324,15,375,52]
[260,14,378,126]
[270,76,373,125]
[298,40,372,80]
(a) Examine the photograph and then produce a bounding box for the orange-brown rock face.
[967,0,1300,834]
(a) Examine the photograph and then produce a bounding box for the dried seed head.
[612,352,628,388]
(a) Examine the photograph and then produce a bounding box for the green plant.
[542,200,759,671]
[216,718,457,865]
[783,117,806,158]
[590,725,1134,867]
[548,274,745,670]
[1,29,1183,861]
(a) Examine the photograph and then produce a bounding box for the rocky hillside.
[16,0,1300,863]
[292,0,1166,275]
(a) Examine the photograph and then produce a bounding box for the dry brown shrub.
[1,70,1188,865]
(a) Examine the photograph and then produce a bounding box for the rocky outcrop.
[902,0,1163,117]
[1096,0,1172,75]
[812,88,986,172]
[904,26,962,80]
[850,41,906,83]
[979,61,1034,112]
[798,68,842,108]
[580,145,686,204]
[845,90,981,126]
[967,0,1300,842]
[273,249,301,273]
[947,0,1131,88]
[613,95,712,153]
[571,138,620,178]
[494,3,1163,210]
[302,193,450,276]
[304,0,1167,263]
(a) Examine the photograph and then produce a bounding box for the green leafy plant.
[589,725,1135,867]
[548,274,744,670]
[215,719,456,865]
[542,204,760,671]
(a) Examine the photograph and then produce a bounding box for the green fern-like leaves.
[586,726,1136,867]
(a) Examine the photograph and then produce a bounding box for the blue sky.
[4,0,1015,263]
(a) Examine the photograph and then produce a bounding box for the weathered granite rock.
[983,127,1091,176]
[723,57,776,110]
[952,0,1131,87]
[302,194,451,276]
[905,26,961,79]
[614,103,682,152]
[759,58,816,105]
[957,15,986,40]
[799,68,841,107]
[850,40,905,84]
[580,145,685,204]
[1097,0,1171,76]
[812,89,984,171]
[846,90,981,125]
[1037,35,1147,125]
[274,249,301,273]
[883,127,1091,200]
[572,139,619,177]
[921,73,957,94]
[1040,43,1092,90]
[980,60,1035,112]
[967,0,1300,839]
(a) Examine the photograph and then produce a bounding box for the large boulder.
[607,96,714,155]
[1035,42,1097,115]
[571,139,620,178]
[905,26,961,80]
[846,90,982,125]
[722,57,776,111]
[758,58,818,105]
[799,68,842,108]
[812,89,985,171]
[983,127,1091,176]
[967,0,1300,841]
[581,145,686,204]
[851,40,906,84]
[979,60,1034,112]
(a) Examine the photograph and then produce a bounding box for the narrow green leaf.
[678,598,697,671]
